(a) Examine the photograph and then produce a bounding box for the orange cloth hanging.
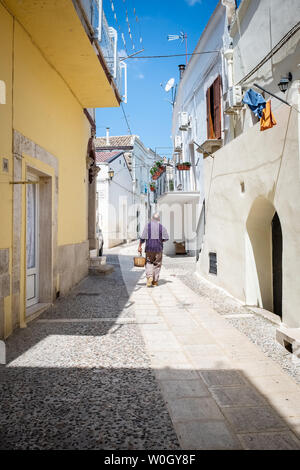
[260,100,277,131]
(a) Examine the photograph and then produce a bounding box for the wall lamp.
[278,73,292,93]
[108,169,114,180]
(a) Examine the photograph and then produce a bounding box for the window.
[209,252,217,275]
[206,76,222,140]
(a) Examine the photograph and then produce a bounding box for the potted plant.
[150,162,166,180]
[150,165,159,180]
[150,183,156,192]
[176,162,191,171]
[155,160,166,176]
[150,165,158,176]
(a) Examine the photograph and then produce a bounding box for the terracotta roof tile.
[95,150,123,164]
[95,135,134,149]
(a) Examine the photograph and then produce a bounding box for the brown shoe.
[147,277,153,287]
[152,281,158,286]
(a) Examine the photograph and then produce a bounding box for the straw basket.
[133,256,146,268]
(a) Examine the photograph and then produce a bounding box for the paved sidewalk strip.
[119,246,300,450]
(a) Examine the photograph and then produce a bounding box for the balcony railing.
[79,0,126,102]
[155,165,197,199]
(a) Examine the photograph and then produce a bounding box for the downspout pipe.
[224,49,234,88]
[120,61,127,103]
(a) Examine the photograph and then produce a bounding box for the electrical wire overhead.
[120,101,132,135]
[119,50,220,60]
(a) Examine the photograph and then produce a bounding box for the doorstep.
[276,326,300,357]
[246,306,282,326]
[26,303,52,324]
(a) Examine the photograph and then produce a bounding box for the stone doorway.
[245,197,283,317]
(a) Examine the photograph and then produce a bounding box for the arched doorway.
[245,198,282,317]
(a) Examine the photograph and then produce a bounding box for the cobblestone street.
[1,244,300,450]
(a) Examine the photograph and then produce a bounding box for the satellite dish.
[165,78,175,92]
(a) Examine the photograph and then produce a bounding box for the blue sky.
[96,0,219,156]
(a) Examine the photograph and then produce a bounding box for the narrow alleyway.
[1,244,300,450]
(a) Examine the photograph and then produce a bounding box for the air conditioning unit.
[174,135,182,152]
[179,112,190,131]
[225,86,243,114]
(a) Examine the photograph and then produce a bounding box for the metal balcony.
[155,166,199,204]
[80,0,126,102]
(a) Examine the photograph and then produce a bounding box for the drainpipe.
[120,61,128,103]
[106,127,110,146]
[224,48,234,88]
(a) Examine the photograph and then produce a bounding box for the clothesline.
[253,83,300,115]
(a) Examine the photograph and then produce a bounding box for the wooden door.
[272,212,282,318]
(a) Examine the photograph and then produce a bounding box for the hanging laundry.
[260,100,277,131]
[242,88,266,118]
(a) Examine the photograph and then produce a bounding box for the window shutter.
[213,75,222,139]
[206,88,210,139]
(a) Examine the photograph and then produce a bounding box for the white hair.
[152,212,160,221]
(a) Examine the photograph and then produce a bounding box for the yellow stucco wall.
[13,21,89,246]
[0,2,104,337]
[0,4,13,250]
[0,4,13,338]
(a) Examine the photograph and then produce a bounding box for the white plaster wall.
[169,1,230,256]
[231,0,300,137]
[199,102,300,327]
[232,0,300,85]
[132,139,155,236]
[97,155,133,248]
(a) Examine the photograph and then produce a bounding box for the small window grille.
[209,252,217,275]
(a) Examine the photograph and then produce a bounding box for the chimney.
[106,127,110,146]
[178,64,186,80]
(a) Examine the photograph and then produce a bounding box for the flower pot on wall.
[176,163,191,171]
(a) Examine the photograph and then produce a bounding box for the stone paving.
[1,244,300,450]
[118,244,300,450]
[0,254,179,450]
[163,255,300,384]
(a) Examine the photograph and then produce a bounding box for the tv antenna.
[167,31,188,65]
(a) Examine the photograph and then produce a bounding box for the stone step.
[89,256,106,267]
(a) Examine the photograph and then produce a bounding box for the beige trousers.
[145,252,163,282]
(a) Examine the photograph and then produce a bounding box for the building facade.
[0,0,124,338]
[198,0,300,337]
[95,150,133,248]
[163,0,300,344]
[157,0,230,256]
[95,132,156,239]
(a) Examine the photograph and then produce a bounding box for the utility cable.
[119,50,219,60]
[120,101,132,135]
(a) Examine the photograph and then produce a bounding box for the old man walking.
[138,213,169,287]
